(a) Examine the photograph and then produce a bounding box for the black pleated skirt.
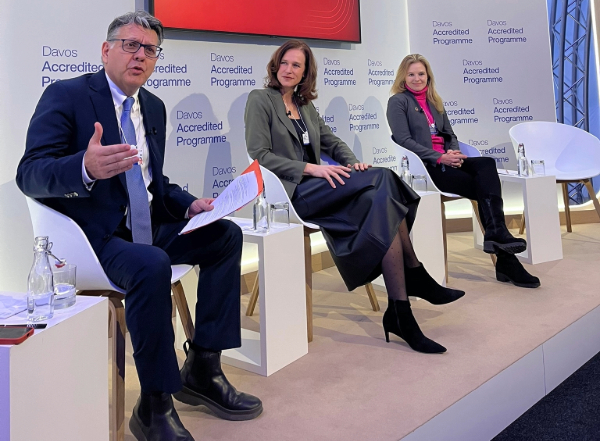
[291,167,420,291]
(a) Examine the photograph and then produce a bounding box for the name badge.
[302,132,310,145]
[129,144,143,165]
[429,123,437,135]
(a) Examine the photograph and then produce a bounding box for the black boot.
[382,299,446,354]
[496,251,541,288]
[173,340,263,421]
[405,263,465,304]
[481,195,527,254]
[129,392,194,441]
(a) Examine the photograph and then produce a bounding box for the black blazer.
[16,70,195,253]
[244,87,359,197]
[386,91,459,166]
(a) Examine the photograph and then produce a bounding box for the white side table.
[223,219,308,376]
[372,191,446,289]
[473,173,563,264]
[0,295,108,441]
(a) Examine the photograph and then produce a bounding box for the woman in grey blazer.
[386,54,539,288]
[245,40,465,354]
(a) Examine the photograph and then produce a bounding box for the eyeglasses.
[108,39,163,58]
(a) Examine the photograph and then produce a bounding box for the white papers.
[497,169,519,176]
[180,171,259,234]
[0,292,27,319]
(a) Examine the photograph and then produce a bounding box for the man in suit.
[17,11,261,441]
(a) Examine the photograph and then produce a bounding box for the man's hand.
[348,163,372,172]
[84,122,139,180]
[304,163,352,189]
[188,198,215,218]
[439,151,467,168]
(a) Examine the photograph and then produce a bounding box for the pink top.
[406,85,445,161]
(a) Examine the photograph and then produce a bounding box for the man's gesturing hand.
[188,198,215,218]
[304,163,351,188]
[84,122,139,180]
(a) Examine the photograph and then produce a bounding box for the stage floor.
[118,224,600,441]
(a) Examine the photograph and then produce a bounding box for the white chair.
[393,141,493,280]
[244,162,380,343]
[509,121,600,232]
[25,197,194,441]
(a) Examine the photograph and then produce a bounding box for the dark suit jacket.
[16,70,196,254]
[244,87,358,197]
[386,91,459,166]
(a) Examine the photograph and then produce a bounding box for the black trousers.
[426,156,501,201]
[97,218,243,393]
[427,156,503,230]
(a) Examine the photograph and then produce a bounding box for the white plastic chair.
[509,121,600,232]
[25,197,194,441]
[392,141,493,279]
[244,160,380,343]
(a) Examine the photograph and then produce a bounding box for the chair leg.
[171,280,194,342]
[471,201,496,266]
[518,211,526,235]
[245,273,260,317]
[583,179,600,222]
[441,201,449,282]
[364,283,380,311]
[108,297,126,441]
[304,228,314,343]
[562,183,572,232]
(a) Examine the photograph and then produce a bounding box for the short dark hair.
[265,39,318,106]
[107,11,164,45]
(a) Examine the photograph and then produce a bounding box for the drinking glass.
[411,175,428,192]
[269,202,290,226]
[530,159,545,176]
[53,264,77,309]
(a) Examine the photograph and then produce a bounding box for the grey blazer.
[245,87,358,197]
[386,91,459,166]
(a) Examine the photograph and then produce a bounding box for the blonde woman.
[386,54,539,288]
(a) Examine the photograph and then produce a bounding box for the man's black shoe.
[129,392,194,441]
[173,340,263,421]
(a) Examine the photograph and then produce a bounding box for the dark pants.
[426,156,501,200]
[426,157,501,228]
[97,219,243,394]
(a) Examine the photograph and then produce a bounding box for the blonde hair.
[390,54,444,113]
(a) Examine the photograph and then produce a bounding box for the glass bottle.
[27,236,55,322]
[517,143,529,177]
[400,156,413,187]
[253,186,270,233]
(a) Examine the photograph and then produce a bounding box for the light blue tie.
[121,97,152,245]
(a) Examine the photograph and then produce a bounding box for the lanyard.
[286,98,310,145]
[419,105,437,135]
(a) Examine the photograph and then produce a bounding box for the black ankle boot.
[129,392,194,441]
[172,340,263,421]
[405,263,465,304]
[481,195,527,254]
[496,252,541,288]
[382,299,446,354]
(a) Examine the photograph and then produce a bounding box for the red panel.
[153,0,360,42]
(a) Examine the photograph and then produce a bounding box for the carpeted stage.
[117,223,600,441]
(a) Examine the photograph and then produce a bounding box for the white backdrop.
[407,0,556,214]
[0,0,557,291]
[0,0,409,290]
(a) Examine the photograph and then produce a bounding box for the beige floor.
[118,224,600,441]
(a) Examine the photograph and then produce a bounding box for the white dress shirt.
[82,74,153,204]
